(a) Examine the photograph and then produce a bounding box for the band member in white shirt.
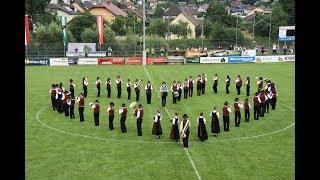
[201,73,208,94]
[106,102,115,130]
[235,75,242,95]
[82,77,88,98]
[170,112,180,142]
[69,79,76,98]
[95,77,101,97]
[177,81,183,101]
[255,77,263,92]
[89,100,100,126]
[210,106,220,136]
[197,112,208,141]
[226,75,231,94]
[212,74,218,94]
[57,83,65,113]
[233,98,243,127]
[196,75,202,96]
[119,103,128,133]
[253,92,261,120]
[76,93,85,122]
[171,81,179,104]
[126,79,131,100]
[105,78,112,98]
[243,98,251,122]
[67,95,75,119]
[183,79,189,99]
[116,76,122,98]
[134,79,142,101]
[145,81,153,104]
[152,110,163,139]
[245,77,250,97]
[180,114,191,148]
[222,102,231,131]
[159,82,169,107]
[49,84,57,111]
[188,76,194,97]
[136,104,144,136]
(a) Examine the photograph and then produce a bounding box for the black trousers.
[172,93,177,104]
[182,130,190,148]
[161,92,167,106]
[107,87,111,98]
[178,90,182,101]
[97,85,100,97]
[64,104,69,117]
[146,92,152,104]
[79,107,84,122]
[117,87,121,98]
[197,84,201,96]
[213,84,218,93]
[271,97,277,109]
[254,105,260,120]
[244,109,250,122]
[246,85,250,96]
[70,88,74,98]
[83,86,87,98]
[189,87,193,97]
[226,84,230,94]
[266,100,270,113]
[234,111,241,127]
[135,89,140,101]
[127,87,131,100]
[109,115,114,130]
[260,103,266,117]
[51,96,56,110]
[57,99,63,113]
[223,116,230,131]
[120,116,127,133]
[236,85,241,95]
[202,82,206,94]
[70,106,75,119]
[137,118,143,136]
[183,88,188,99]
[94,112,99,126]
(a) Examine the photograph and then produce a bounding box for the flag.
[60,16,68,46]
[96,16,104,45]
[25,15,31,45]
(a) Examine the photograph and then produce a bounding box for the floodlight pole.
[142,0,146,65]
[268,12,272,51]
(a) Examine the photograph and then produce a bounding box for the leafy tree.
[278,0,295,25]
[206,1,228,22]
[153,5,165,18]
[170,21,191,38]
[104,26,117,45]
[80,27,98,43]
[146,19,169,37]
[243,0,259,5]
[270,4,289,36]
[68,12,96,42]
[25,0,57,28]
[125,13,143,35]
[111,16,127,36]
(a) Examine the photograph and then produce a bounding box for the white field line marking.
[143,66,202,180]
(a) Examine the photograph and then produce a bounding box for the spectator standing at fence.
[95,77,101,97]
[212,74,218,94]
[272,43,277,54]
[82,77,88,98]
[276,44,280,54]
[90,100,100,126]
[77,93,85,122]
[188,76,194,97]
[290,44,294,54]
[134,79,142,101]
[107,47,112,57]
[183,79,189,99]
[69,79,76,98]
[283,44,287,55]
[151,47,155,57]
[145,81,153,104]
[226,75,231,94]
[116,76,122,98]
[126,79,131,100]
[160,46,165,57]
[146,47,150,58]
[160,82,169,107]
[105,78,112,98]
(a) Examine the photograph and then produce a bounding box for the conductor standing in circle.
[170,112,180,142]
[180,114,191,148]
[145,81,153,104]
[90,100,100,126]
[197,112,208,141]
[152,110,163,139]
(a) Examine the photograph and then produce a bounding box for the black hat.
[182,114,188,118]
[235,97,239,101]
[110,102,114,106]
[95,100,99,103]
[162,82,166,84]
[138,104,142,108]
[224,101,229,105]
[122,103,125,107]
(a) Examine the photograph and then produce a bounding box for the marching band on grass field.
[49,74,278,148]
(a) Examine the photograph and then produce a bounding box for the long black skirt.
[211,117,220,134]
[152,121,162,135]
[170,124,180,141]
[197,123,208,140]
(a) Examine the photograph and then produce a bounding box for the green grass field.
[26,63,295,179]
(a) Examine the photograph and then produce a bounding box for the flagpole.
[142,0,146,65]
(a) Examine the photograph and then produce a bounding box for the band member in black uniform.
[233,98,243,127]
[245,77,250,97]
[177,81,182,101]
[183,79,189,99]
[90,100,100,126]
[106,102,115,130]
[57,83,65,113]
[253,92,261,120]
[105,78,112,98]
[170,112,180,142]
[69,79,76,98]
[134,79,142,101]
[126,79,131,100]
[95,77,101,97]
[171,81,178,104]
[265,90,271,113]
[145,81,153,104]
[270,83,277,110]
[226,75,230,94]
[76,93,85,122]
[119,103,128,133]
[197,112,208,141]
[188,76,194,97]
[82,77,88,98]
[222,102,231,131]
[201,73,207,94]
[196,75,202,96]
[159,82,169,107]
[212,74,218,93]
[259,90,267,117]
[68,95,75,119]
[244,98,251,122]
[135,104,144,136]
[210,106,220,136]
[256,77,263,92]
[152,110,163,139]
[63,91,71,117]
[180,114,190,148]
[235,75,242,95]
[116,76,122,98]
[49,84,57,110]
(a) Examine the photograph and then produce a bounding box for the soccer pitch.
[26,63,294,179]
